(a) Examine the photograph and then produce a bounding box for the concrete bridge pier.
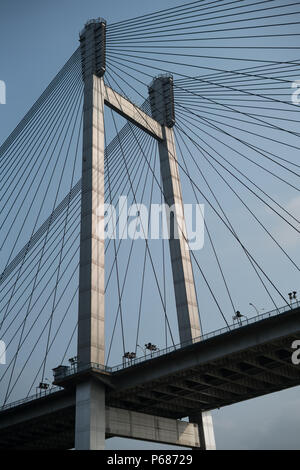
[75,380,106,450]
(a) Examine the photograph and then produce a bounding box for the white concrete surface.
[75,380,106,450]
[106,407,200,448]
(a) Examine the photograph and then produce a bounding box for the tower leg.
[77,74,105,368]
[149,76,216,450]
[76,19,107,449]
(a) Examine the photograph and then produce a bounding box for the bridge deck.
[107,305,300,417]
[1,305,300,449]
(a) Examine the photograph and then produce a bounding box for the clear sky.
[0,0,300,450]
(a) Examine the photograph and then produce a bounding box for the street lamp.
[232,311,247,326]
[145,343,160,356]
[289,291,298,307]
[68,356,78,371]
[249,303,259,315]
[36,381,50,396]
[122,352,137,366]
[68,356,78,365]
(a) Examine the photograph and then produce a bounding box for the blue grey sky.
[0,0,300,450]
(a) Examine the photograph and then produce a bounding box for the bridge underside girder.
[109,337,299,417]
[0,394,75,450]
[0,397,201,450]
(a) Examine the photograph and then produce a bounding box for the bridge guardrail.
[0,386,63,412]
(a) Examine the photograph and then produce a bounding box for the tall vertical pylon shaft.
[77,73,105,367]
[159,125,202,343]
[149,76,201,345]
[149,76,216,450]
[75,19,106,450]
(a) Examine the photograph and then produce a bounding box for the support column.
[189,411,216,451]
[75,18,106,451]
[75,380,106,450]
[149,76,216,450]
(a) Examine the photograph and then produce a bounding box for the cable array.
[1,0,299,406]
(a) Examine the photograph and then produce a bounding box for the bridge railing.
[53,362,110,382]
[0,386,63,412]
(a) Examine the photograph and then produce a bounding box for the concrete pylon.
[75,19,107,450]
[149,76,216,450]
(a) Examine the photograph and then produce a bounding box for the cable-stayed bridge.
[0,0,300,450]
